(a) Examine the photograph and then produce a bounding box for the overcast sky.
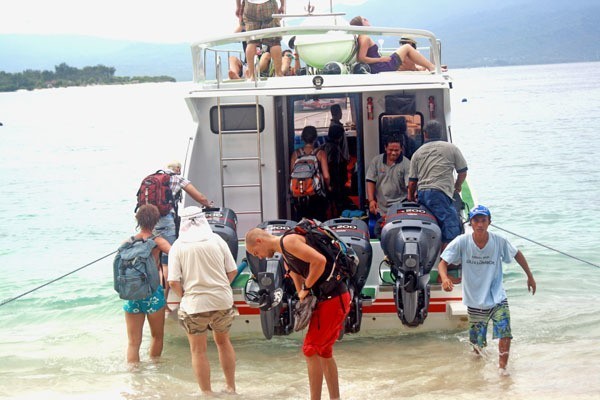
[1,0,367,43]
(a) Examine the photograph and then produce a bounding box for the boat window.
[209,105,265,134]
[379,113,423,159]
[292,97,353,148]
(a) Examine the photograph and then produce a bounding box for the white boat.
[168,9,476,338]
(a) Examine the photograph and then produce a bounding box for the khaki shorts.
[178,306,238,335]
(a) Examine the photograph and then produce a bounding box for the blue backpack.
[113,236,160,300]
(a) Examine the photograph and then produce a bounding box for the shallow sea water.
[1,62,599,399]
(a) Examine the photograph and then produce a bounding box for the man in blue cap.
[438,205,536,375]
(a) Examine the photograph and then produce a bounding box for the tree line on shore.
[0,63,175,92]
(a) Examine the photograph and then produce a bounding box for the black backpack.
[286,218,358,294]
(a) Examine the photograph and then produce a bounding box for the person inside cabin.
[123,204,171,364]
[290,125,330,222]
[329,103,350,160]
[235,0,285,80]
[438,204,536,375]
[349,16,437,73]
[366,133,410,222]
[320,124,353,218]
[407,120,468,249]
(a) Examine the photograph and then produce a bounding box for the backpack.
[113,236,160,300]
[135,170,174,216]
[287,218,359,295]
[290,149,326,198]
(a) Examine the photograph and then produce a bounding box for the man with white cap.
[168,206,238,395]
[438,204,536,376]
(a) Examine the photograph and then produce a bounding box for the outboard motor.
[323,218,372,334]
[245,220,297,339]
[380,202,442,327]
[204,207,238,260]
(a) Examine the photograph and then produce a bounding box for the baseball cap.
[469,205,491,220]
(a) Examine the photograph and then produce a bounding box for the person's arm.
[318,150,331,190]
[438,259,454,292]
[356,35,391,64]
[366,180,378,214]
[278,0,285,14]
[454,171,467,194]
[407,180,418,202]
[182,183,211,207]
[235,0,243,17]
[514,250,536,295]
[169,280,184,298]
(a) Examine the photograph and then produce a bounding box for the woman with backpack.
[122,204,171,364]
[290,125,330,222]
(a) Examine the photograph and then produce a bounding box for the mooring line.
[0,250,117,308]
[491,224,599,269]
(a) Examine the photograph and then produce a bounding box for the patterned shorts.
[178,306,238,335]
[468,299,512,348]
[123,286,166,314]
[243,0,282,46]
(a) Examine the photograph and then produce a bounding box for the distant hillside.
[0,35,192,81]
[1,0,599,79]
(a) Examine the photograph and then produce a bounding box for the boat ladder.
[216,96,264,223]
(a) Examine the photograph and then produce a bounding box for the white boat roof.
[188,24,451,97]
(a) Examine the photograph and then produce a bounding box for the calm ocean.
[1,62,599,400]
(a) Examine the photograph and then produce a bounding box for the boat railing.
[191,25,442,84]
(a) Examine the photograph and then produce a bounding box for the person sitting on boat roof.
[280,49,301,76]
[366,133,410,219]
[407,120,468,248]
[228,45,272,80]
[438,204,537,375]
[236,0,286,79]
[349,16,436,73]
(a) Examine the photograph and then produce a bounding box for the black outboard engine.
[323,218,372,334]
[204,207,238,260]
[380,202,442,327]
[244,220,297,339]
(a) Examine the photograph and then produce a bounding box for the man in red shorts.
[246,226,350,400]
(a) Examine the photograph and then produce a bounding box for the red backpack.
[135,170,174,216]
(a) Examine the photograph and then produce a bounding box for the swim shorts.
[243,0,282,47]
[468,299,512,348]
[123,286,166,314]
[178,306,238,335]
[303,291,350,358]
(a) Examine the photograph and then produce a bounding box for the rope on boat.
[491,224,600,269]
[0,250,117,308]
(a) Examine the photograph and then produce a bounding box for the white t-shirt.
[441,231,517,309]
[168,234,237,314]
[247,0,270,4]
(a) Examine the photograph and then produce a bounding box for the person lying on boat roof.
[349,16,437,73]
[236,0,286,79]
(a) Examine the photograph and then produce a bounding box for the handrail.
[191,25,442,82]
